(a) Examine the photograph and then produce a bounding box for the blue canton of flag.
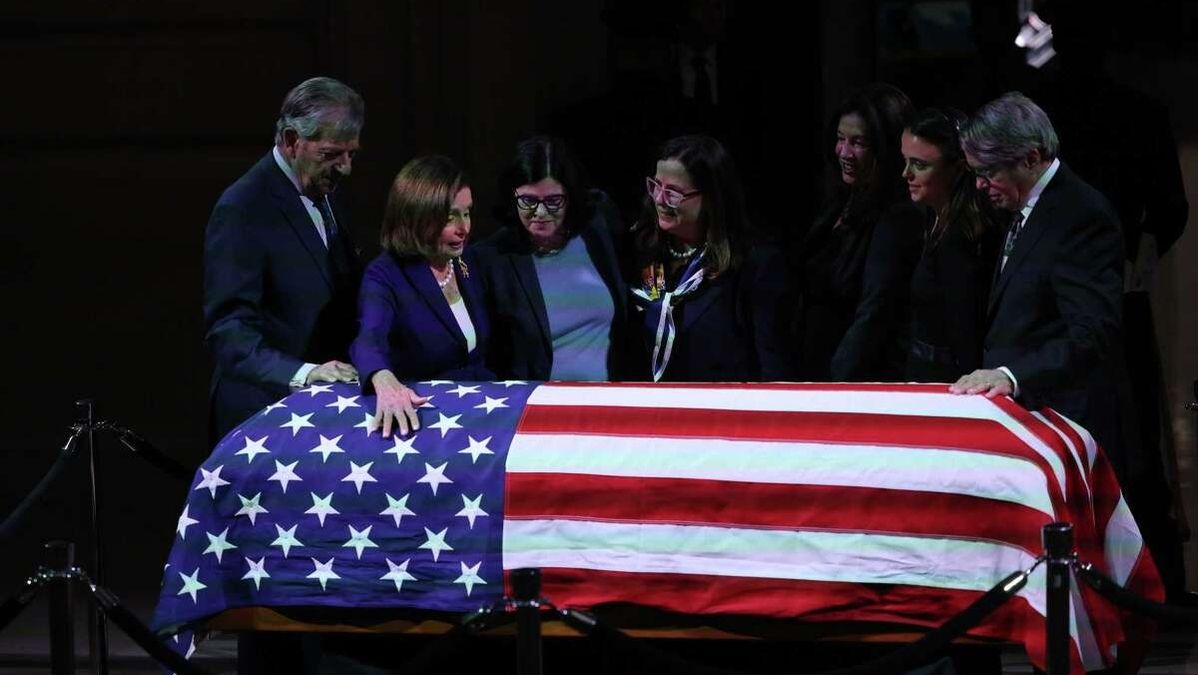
[151,380,536,636]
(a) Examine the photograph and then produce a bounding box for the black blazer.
[474,191,630,380]
[203,151,359,441]
[904,216,1002,383]
[984,162,1125,454]
[631,243,796,382]
[797,197,923,381]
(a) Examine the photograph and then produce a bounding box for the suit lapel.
[580,221,626,318]
[509,253,552,349]
[456,258,487,346]
[326,198,357,276]
[266,156,333,289]
[987,169,1065,316]
[400,259,466,348]
[677,274,724,335]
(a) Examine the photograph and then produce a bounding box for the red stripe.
[506,473,1051,555]
[505,384,1145,675]
[1029,404,1154,660]
[516,405,1070,509]
[520,405,1020,451]
[507,568,1087,673]
[540,382,954,394]
[524,407,1020,448]
[1004,409,1100,547]
[1027,410,1129,658]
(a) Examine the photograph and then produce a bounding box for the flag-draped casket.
[152,381,1161,673]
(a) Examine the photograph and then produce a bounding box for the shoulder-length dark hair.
[824,83,914,230]
[633,134,749,278]
[380,155,470,260]
[493,136,594,243]
[906,107,1000,248]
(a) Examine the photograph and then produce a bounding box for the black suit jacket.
[474,192,629,380]
[632,244,796,383]
[984,162,1124,453]
[203,151,360,442]
[797,198,923,381]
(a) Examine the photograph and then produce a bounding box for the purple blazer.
[350,251,493,389]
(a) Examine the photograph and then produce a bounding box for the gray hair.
[960,92,1059,167]
[274,77,365,144]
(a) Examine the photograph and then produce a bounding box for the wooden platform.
[206,605,1002,644]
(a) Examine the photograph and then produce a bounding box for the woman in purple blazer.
[350,156,492,437]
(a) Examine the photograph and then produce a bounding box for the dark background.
[2,0,1197,623]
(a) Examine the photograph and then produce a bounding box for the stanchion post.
[1043,522,1073,675]
[45,541,75,675]
[78,399,109,675]
[512,568,543,675]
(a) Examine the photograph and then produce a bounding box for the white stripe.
[1069,576,1105,670]
[504,519,1035,591]
[529,385,1071,499]
[1103,496,1144,586]
[503,519,1087,651]
[1032,411,1092,503]
[506,434,1056,517]
[531,384,983,415]
[1057,414,1098,471]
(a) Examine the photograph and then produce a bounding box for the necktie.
[314,196,338,247]
[691,54,712,105]
[1000,212,1025,272]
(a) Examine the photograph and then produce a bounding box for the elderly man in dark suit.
[204,76,364,444]
[949,92,1125,461]
[951,91,1192,607]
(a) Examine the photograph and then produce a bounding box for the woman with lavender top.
[474,136,630,381]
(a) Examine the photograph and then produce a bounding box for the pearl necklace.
[668,242,700,259]
[432,259,454,288]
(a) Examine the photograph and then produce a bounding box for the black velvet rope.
[0,437,79,541]
[1075,563,1198,624]
[87,581,214,675]
[0,423,191,542]
[99,423,194,483]
[0,583,39,635]
[496,568,1030,675]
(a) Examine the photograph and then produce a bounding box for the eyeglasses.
[515,193,567,214]
[971,163,1007,184]
[646,177,701,209]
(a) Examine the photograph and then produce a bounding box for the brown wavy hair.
[380,155,470,260]
[633,135,749,278]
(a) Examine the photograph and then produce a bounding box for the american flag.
[152,381,1160,674]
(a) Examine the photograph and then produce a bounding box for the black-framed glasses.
[646,177,701,209]
[515,193,567,214]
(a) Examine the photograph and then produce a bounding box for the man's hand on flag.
[307,360,358,385]
[949,368,1013,398]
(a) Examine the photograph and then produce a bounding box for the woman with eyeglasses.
[796,83,923,382]
[900,108,1002,382]
[349,155,492,438]
[629,134,794,382]
[474,136,630,380]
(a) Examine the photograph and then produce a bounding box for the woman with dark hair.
[901,108,1002,382]
[796,83,923,381]
[474,136,629,380]
[630,134,793,382]
[350,155,492,437]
